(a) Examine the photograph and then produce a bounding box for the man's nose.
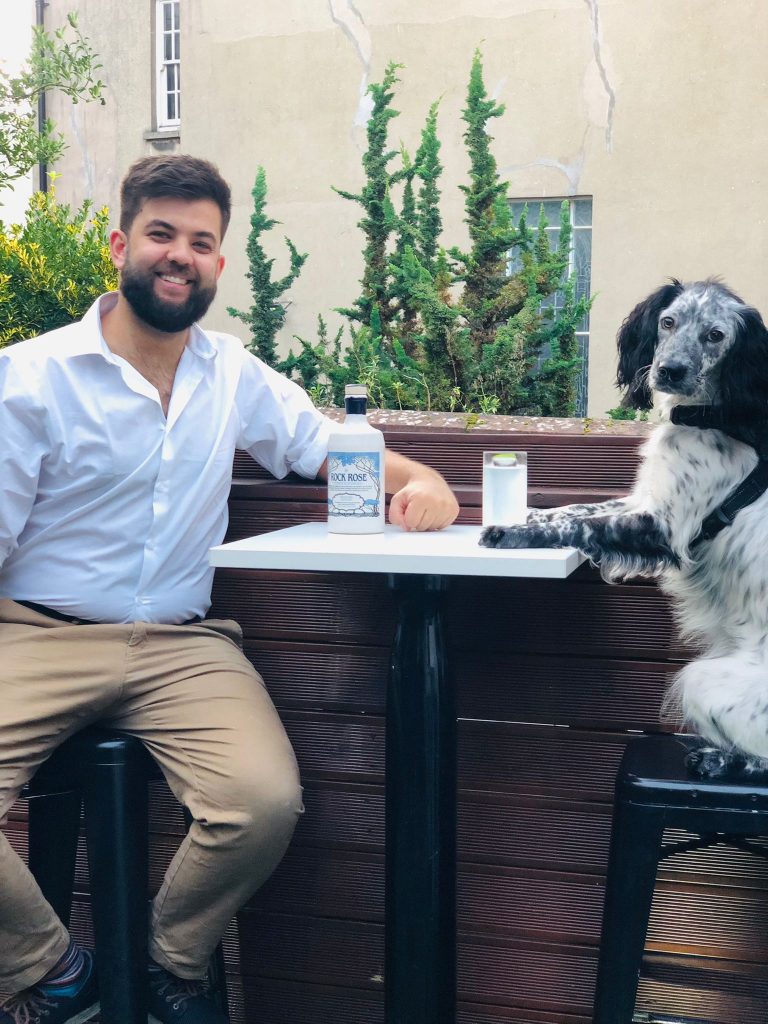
[166,238,194,265]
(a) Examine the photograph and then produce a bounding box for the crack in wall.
[328,0,373,136]
[500,125,589,194]
[583,0,615,151]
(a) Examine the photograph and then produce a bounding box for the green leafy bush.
[0,186,118,347]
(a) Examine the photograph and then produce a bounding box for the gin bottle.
[327,384,386,534]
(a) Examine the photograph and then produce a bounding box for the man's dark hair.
[119,155,232,237]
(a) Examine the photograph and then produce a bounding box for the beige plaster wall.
[44,0,768,415]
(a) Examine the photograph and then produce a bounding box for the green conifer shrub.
[227,166,307,364]
[245,52,592,416]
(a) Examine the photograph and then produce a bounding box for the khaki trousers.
[0,599,303,992]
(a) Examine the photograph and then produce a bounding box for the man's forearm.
[383,449,443,495]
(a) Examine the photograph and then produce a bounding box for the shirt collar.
[69,292,218,363]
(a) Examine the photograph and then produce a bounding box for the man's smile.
[158,273,191,286]
[155,271,196,296]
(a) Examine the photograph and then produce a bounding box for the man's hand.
[386,452,459,532]
[317,449,459,532]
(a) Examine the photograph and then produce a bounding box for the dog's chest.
[643,426,756,519]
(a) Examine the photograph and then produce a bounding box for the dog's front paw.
[686,745,746,779]
[479,525,530,549]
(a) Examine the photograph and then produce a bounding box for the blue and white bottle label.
[327,451,382,518]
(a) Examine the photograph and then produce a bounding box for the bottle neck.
[345,397,368,416]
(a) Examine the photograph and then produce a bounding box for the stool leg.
[593,800,666,1024]
[28,790,81,929]
[82,742,149,1024]
[207,944,229,1012]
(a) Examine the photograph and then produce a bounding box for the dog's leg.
[671,654,768,777]
[480,510,680,578]
[526,498,627,525]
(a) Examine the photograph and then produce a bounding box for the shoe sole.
[64,1002,100,1024]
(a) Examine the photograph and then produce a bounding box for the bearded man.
[0,155,458,1024]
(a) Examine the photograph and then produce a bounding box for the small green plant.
[606,405,640,421]
[0,184,117,346]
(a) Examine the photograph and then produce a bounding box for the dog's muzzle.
[651,359,698,394]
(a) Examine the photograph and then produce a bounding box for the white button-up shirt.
[0,293,332,623]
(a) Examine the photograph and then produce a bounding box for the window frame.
[154,0,181,132]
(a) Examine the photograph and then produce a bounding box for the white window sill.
[143,129,181,142]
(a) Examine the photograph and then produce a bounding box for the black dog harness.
[671,405,768,546]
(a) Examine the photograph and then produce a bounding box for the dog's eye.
[660,316,674,329]
[708,328,725,343]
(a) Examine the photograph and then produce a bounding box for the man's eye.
[660,316,674,329]
[708,328,725,342]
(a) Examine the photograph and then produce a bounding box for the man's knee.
[197,766,303,851]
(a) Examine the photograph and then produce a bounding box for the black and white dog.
[481,279,768,776]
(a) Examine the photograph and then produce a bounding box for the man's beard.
[120,260,217,333]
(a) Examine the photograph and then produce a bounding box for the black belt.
[14,600,202,626]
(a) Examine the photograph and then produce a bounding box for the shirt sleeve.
[0,355,47,568]
[234,351,333,479]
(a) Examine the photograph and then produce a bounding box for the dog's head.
[616,279,768,419]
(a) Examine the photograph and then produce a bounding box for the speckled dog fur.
[481,279,768,777]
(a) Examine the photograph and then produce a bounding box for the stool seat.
[593,734,768,1024]
[618,734,768,812]
[28,727,159,794]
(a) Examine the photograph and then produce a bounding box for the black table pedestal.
[385,573,456,1024]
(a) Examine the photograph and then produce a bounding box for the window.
[155,0,180,131]
[509,197,593,416]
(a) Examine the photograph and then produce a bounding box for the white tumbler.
[482,451,528,526]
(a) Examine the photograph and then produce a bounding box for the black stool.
[593,734,768,1023]
[25,727,228,1024]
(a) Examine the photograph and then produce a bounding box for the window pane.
[173,30,180,60]
[574,232,592,292]
[163,2,172,32]
[164,33,173,61]
[538,200,563,226]
[172,2,180,31]
[573,198,593,227]
[167,64,177,91]
[167,91,177,121]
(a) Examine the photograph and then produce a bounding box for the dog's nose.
[656,361,688,385]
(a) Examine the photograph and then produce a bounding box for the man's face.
[110,197,226,334]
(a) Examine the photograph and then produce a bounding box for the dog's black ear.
[616,280,684,409]
[718,304,768,423]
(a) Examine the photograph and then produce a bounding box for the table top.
[210,523,585,579]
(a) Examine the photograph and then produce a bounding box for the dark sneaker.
[0,949,99,1024]
[148,963,229,1023]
